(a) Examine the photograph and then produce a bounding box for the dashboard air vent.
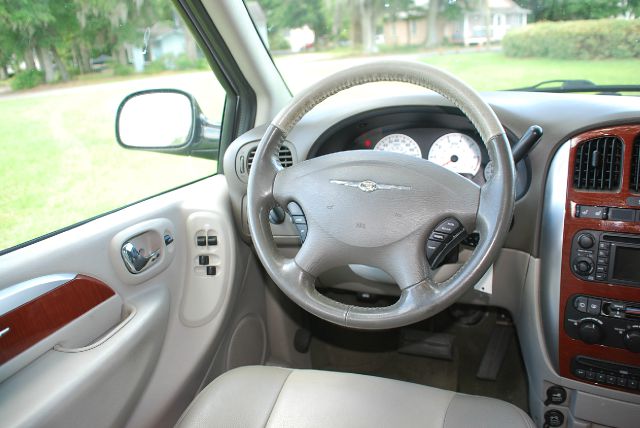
[630,137,640,192]
[246,145,293,171]
[572,136,622,191]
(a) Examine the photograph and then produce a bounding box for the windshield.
[246,0,639,94]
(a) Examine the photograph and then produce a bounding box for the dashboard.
[308,107,529,196]
[224,90,640,428]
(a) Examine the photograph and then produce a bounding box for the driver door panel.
[0,176,240,427]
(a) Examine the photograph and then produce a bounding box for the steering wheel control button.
[435,218,462,234]
[287,202,304,216]
[426,217,467,268]
[291,216,307,225]
[199,255,209,266]
[295,224,308,243]
[429,232,447,242]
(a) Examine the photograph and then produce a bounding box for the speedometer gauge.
[374,134,422,158]
[428,133,481,175]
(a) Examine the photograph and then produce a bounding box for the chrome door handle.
[121,241,160,274]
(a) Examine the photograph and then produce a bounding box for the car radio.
[570,230,640,287]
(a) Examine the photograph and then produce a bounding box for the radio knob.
[578,233,595,249]
[574,259,593,276]
[578,320,603,344]
[623,329,640,353]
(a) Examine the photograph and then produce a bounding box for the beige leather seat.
[177,366,535,428]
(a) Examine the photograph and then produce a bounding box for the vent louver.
[246,145,294,171]
[572,136,622,191]
[630,137,640,193]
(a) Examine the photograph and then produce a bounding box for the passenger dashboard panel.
[559,124,640,394]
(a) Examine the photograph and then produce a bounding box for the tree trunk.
[350,1,362,48]
[332,0,343,43]
[359,0,375,53]
[115,45,128,66]
[36,46,55,83]
[51,45,70,82]
[79,43,91,73]
[24,48,36,70]
[426,0,440,48]
[484,0,492,49]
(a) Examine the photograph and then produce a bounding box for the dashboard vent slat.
[631,137,640,192]
[246,145,294,171]
[572,136,622,191]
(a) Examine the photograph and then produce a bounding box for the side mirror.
[115,89,220,160]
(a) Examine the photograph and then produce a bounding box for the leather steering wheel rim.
[247,60,515,330]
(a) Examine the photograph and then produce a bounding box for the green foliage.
[112,63,134,76]
[268,31,291,51]
[143,60,167,74]
[503,19,640,60]
[514,0,640,22]
[10,70,44,90]
[258,0,329,38]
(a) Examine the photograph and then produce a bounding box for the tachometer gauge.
[374,134,422,158]
[428,133,481,175]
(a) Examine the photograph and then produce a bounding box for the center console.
[559,124,640,395]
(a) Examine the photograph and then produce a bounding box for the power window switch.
[206,266,216,276]
[199,255,209,265]
[197,236,206,246]
[207,236,217,246]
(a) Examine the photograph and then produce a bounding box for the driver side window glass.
[0,0,225,252]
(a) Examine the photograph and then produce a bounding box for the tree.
[259,0,329,46]
[514,0,639,22]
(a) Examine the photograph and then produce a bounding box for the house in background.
[384,0,529,47]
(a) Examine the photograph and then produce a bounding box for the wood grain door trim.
[0,275,115,365]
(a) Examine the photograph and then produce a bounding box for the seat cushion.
[176,366,534,428]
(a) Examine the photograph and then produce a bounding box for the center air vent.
[246,145,294,171]
[630,137,640,192]
[572,136,622,191]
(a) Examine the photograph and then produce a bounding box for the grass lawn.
[0,71,224,250]
[420,51,639,91]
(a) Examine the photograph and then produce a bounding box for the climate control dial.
[578,319,604,344]
[623,329,640,353]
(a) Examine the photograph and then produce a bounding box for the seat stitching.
[441,392,456,428]
[263,370,293,428]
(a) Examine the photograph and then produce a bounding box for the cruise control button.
[587,298,602,315]
[429,231,448,242]
[291,216,307,225]
[574,296,588,313]
[287,202,304,216]
[426,239,443,262]
[435,218,462,234]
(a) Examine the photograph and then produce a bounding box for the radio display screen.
[612,246,640,282]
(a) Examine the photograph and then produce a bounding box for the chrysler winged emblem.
[329,179,411,193]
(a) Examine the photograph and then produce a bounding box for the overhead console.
[560,124,640,394]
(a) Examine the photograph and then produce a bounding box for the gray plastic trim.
[539,142,569,368]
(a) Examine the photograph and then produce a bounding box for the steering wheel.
[247,61,515,330]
